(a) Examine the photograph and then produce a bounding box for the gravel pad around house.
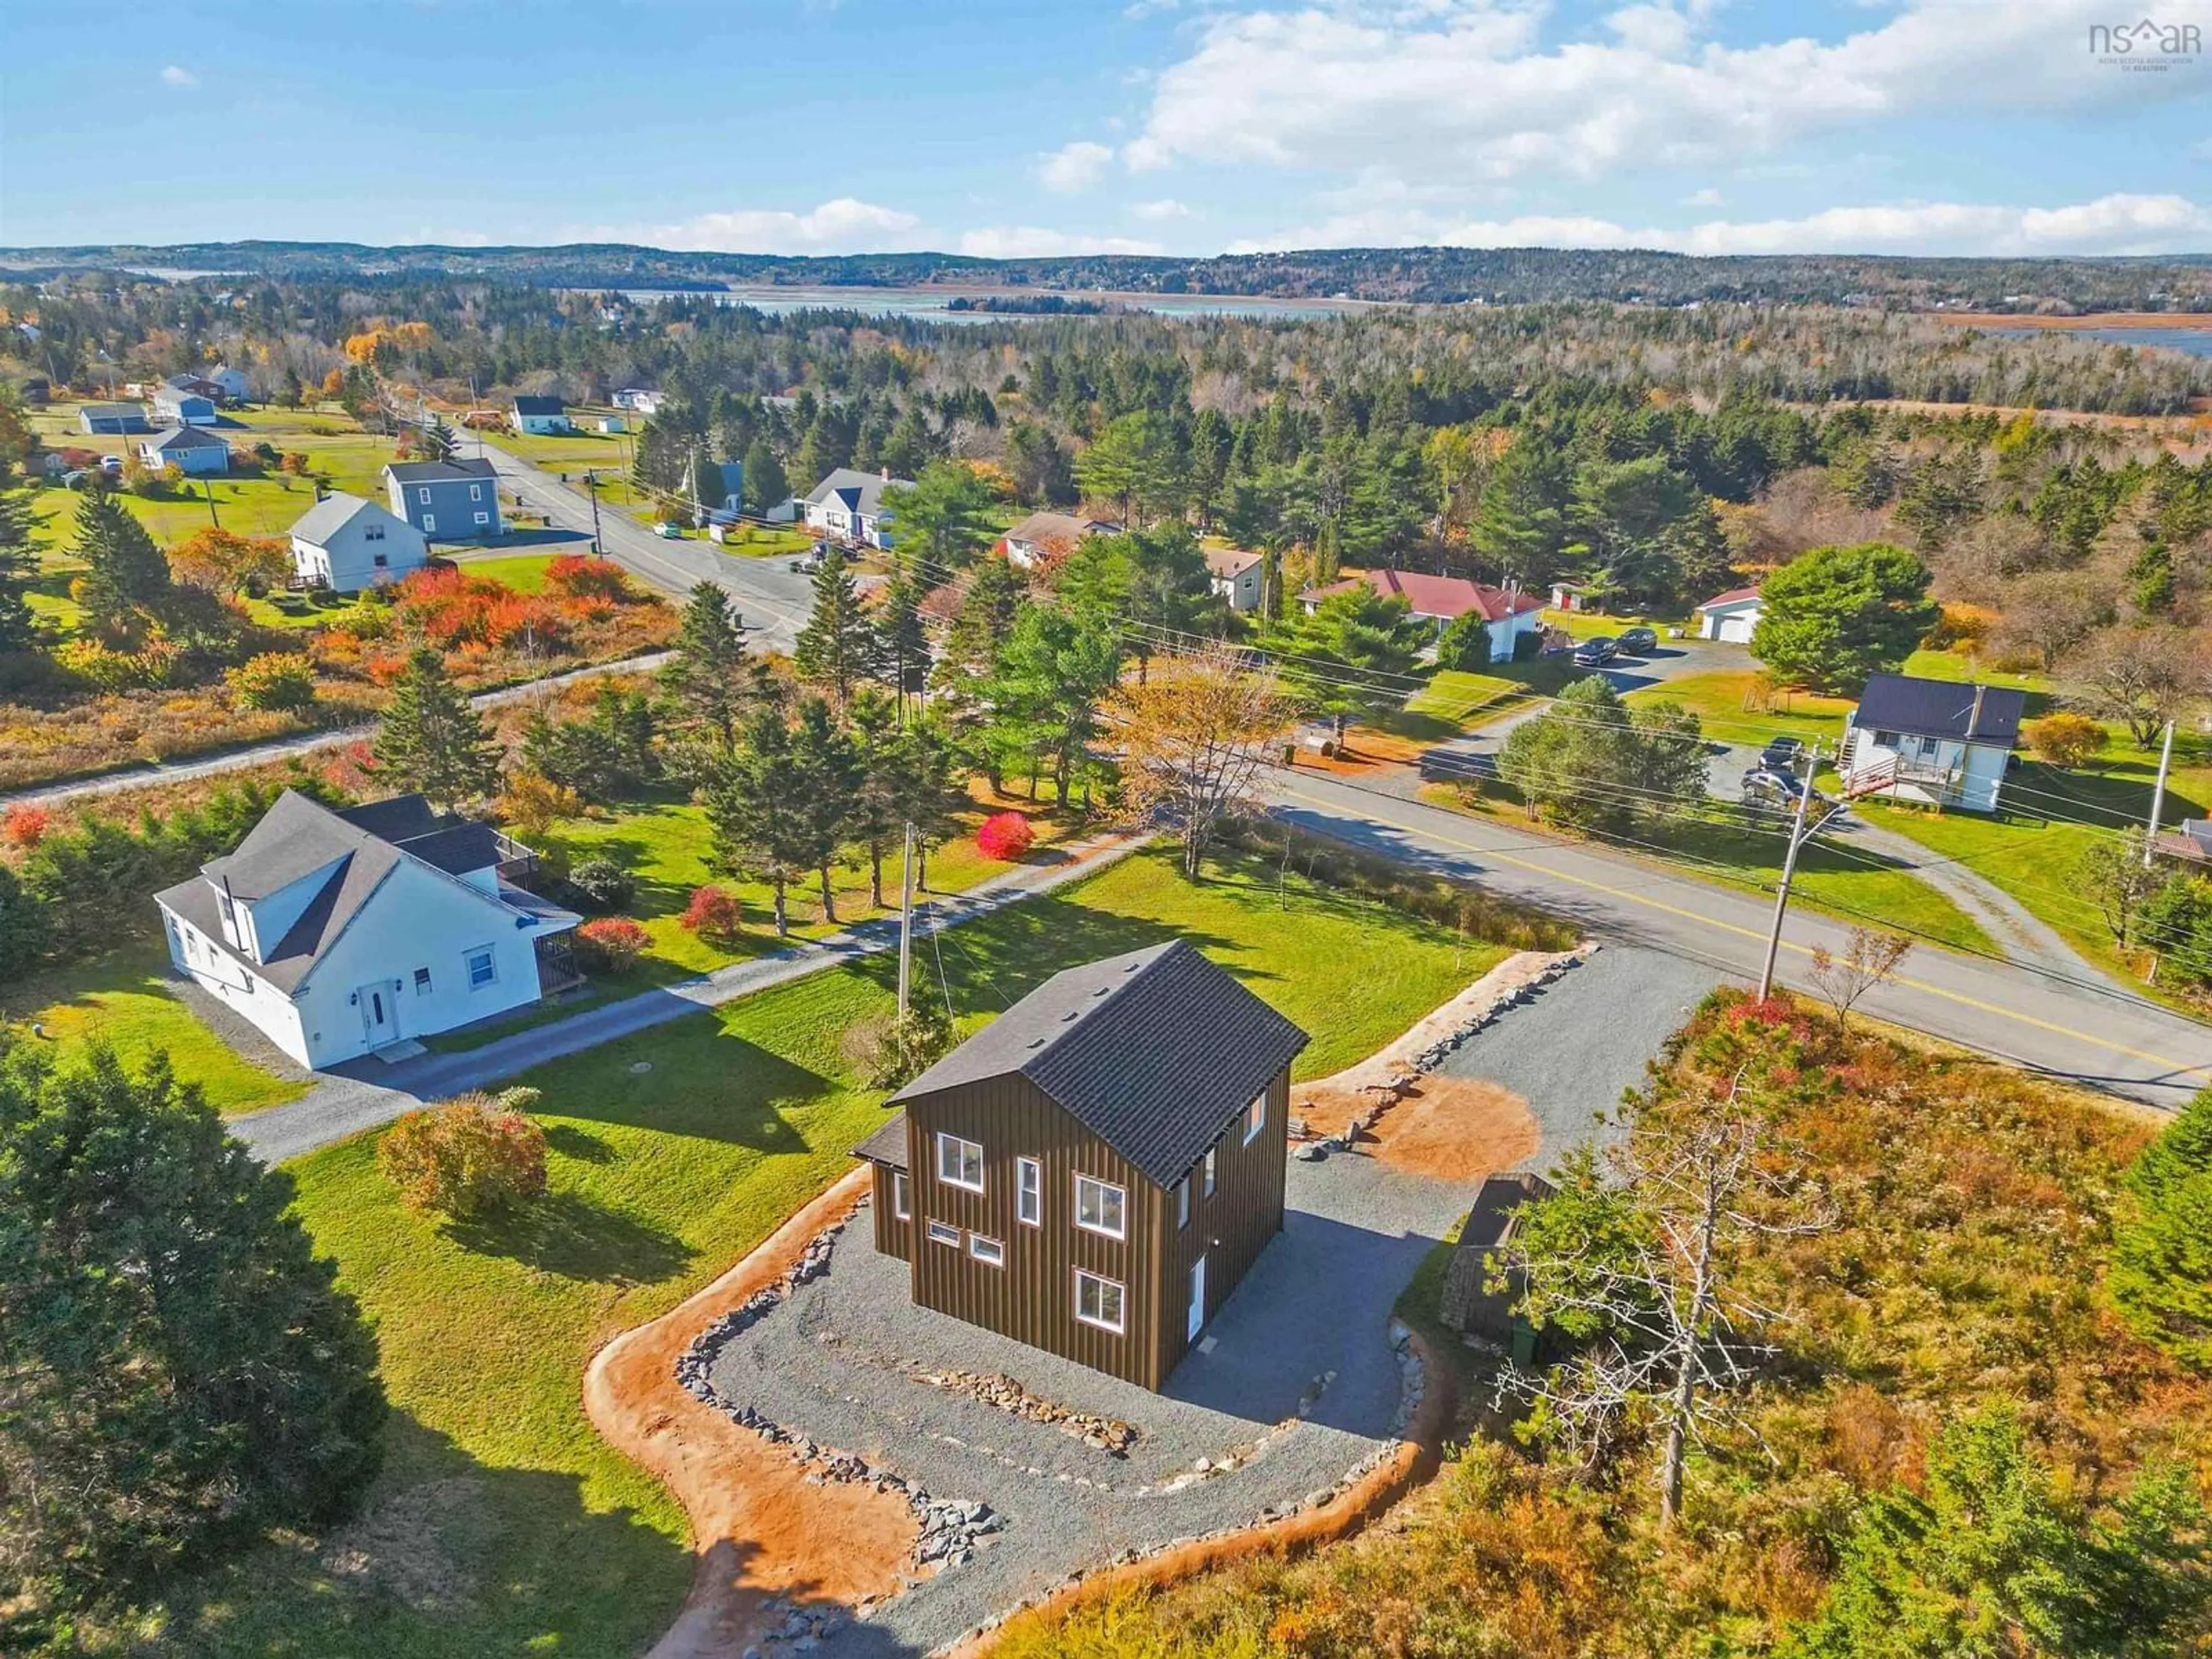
[700,946,1715,1654]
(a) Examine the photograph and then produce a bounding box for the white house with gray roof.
[804,466,909,549]
[156,791,579,1069]
[289,491,430,590]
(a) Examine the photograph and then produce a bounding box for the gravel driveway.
[702,944,1724,1655]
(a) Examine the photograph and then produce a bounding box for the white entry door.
[358,980,399,1046]
[1188,1254,1207,1342]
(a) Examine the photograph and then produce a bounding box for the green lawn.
[452,552,559,593]
[479,423,635,475]
[426,790,1084,1052]
[1398,657,1575,739]
[138,845,1503,1657]
[1,944,305,1116]
[1623,669,1858,751]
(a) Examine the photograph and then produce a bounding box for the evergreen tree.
[874,572,931,717]
[1075,411,1186,528]
[72,492,175,639]
[741,437,788,513]
[1751,541,1940,695]
[0,486,45,652]
[846,689,903,908]
[1004,419,1075,508]
[980,604,1122,803]
[1267,586,1429,748]
[791,546,878,706]
[2109,1086,2212,1370]
[690,448,727,515]
[660,580,762,754]
[885,460,995,573]
[705,706,809,937]
[419,415,462,465]
[0,1047,385,1622]
[1472,437,1569,586]
[373,646,502,809]
[789,694,862,922]
[882,717,968,891]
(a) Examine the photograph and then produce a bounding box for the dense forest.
[4,240,2211,312]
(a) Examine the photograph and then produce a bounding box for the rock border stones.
[907,1368,1138,1457]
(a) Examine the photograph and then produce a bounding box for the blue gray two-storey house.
[382,459,503,542]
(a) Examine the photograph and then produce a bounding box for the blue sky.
[2,0,2208,257]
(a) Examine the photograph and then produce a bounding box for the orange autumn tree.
[166,527,293,599]
[1113,646,1293,880]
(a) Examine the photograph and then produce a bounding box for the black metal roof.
[853,1111,910,1171]
[888,940,1310,1189]
[385,457,497,484]
[511,395,566,415]
[1854,672,2026,747]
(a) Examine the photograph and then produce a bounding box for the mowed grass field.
[118,845,1505,1659]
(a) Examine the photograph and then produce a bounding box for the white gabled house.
[1204,546,1264,612]
[1694,585,1764,643]
[1838,672,2026,814]
[288,491,431,591]
[156,791,581,1069]
[804,466,910,550]
[1002,510,1119,571]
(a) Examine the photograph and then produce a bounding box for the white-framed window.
[365,523,384,541]
[926,1219,960,1247]
[968,1233,1005,1266]
[422,513,436,533]
[1075,1270,1126,1334]
[1017,1157,1041,1226]
[892,1171,911,1219]
[414,967,432,995]
[1176,1175,1191,1229]
[935,1131,984,1193]
[464,946,497,988]
[1074,1174,1126,1240]
[1243,1090,1266,1145]
[1203,1146,1218,1198]
[468,483,483,501]
[417,487,431,505]
[473,510,490,526]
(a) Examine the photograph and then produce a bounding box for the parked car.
[1742,767,1827,811]
[1760,736,1806,773]
[1572,637,1619,668]
[97,454,123,474]
[654,521,685,540]
[1616,626,1658,655]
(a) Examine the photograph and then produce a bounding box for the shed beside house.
[1204,546,1264,612]
[1838,672,2026,814]
[1694,586,1764,643]
[854,940,1310,1392]
[154,790,579,1070]
[511,395,573,435]
[384,458,503,541]
[79,403,151,435]
[1548,580,1601,613]
[1437,1172,1556,1360]
[289,491,431,590]
[209,366,252,402]
[137,426,231,476]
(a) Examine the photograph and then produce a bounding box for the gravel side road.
[698,945,1713,1656]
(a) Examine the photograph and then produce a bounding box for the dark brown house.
[853,940,1310,1391]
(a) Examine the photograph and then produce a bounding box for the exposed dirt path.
[582,1167,915,1659]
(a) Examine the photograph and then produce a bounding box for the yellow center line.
[1278,782,2212,1087]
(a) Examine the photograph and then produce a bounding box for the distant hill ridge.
[2,240,2208,312]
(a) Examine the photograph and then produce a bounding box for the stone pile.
[908,1368,1138,1456]
[1387,1319,1427,1435]
[742,1596,843,1657]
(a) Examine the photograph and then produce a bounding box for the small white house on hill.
[1205,546,1264,612]
[289,491,431,591]
[1838,672,2025,814]
[156,791,581,1069]
[1694,586,1764,643]
[137,426,231,476]
[1003,511,1118,571]
[512,395,573,435]
[804,467,908,550]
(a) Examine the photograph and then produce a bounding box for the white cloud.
[957,226,1166,258]
[1228,192,2212,258]
[594,198,929,255]
[160,65,198,88]
[1131,198,1198,221]
[1038,141,1116,194]
[1681,187,1725,206]
[1130,0,2209,185]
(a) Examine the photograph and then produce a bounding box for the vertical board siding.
[870,1163,911,1262]
[900,1066,1291,1391]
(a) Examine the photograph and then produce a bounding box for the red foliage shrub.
[679,885,744,944]
[976,811,1035,861]
[575,916,651,972]
[3,802,52,850]
[546,554,632,602]
[377,1089,548,1219]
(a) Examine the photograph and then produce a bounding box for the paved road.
[1,650,673,808]
[468,434,816,653]
[230,836,1140,1164]
[1263,766,2212,1108]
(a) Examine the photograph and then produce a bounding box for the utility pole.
[583,468,604,553]
[896,821,917,1016]
[1756,748,1827,1003]
[2143,718,2176,868]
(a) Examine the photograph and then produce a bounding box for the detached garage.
[1695,586,1764,643]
